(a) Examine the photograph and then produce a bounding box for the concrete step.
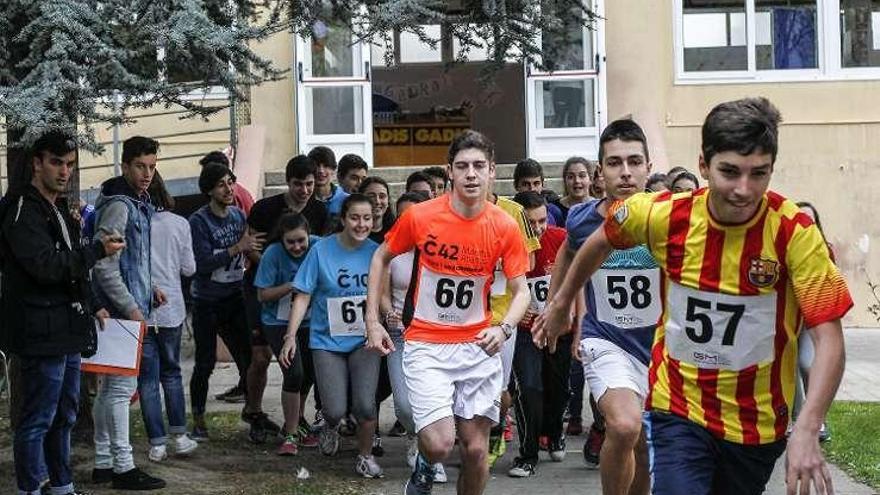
[262,177,565,202]
[263,162,567,187]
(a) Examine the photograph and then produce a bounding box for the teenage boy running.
[537,98,852,495]
[365,130,531,495]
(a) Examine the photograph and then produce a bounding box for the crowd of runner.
[2,96,851,495]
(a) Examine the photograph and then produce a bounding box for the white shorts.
[580,338,649,401]
[403,341,503,433]
[500,332,516,389]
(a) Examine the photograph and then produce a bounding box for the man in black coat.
[0,131,124,495]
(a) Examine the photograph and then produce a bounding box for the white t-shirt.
[389,250,415,331]
[147,211,196,328]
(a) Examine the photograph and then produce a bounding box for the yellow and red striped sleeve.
[604,192,658,250]
[784,215,853,328]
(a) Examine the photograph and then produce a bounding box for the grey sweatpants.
[312,347,380,426]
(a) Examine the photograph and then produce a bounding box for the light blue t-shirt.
[253,237,319,327]
[293,234,378,353]
[567,199,660,365]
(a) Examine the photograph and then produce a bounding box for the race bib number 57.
[665,282,777,371]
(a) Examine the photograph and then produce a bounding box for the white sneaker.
[356,454,384,478]
[406,437,419,469]
[148,444,167,462]
[172,434,198,456]
[433,463,448,483]
[319,425,340,456]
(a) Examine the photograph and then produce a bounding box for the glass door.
[525,0,606,162]
[295,18,373,164]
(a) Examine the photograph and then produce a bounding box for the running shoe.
[148,444,167,462]
[549,436,566,462]
[356,454,384,478]
[583,424,604,468]
[405,454,435,495]
[190,425,209,442]
[508,457,536,478]
[566,416,583,436]
[111,467,166,490]
[388,420,408,437]
[503,416,514,442]
[372,433,385,457]
[487,431,506,467]
[172,434,198,456]
[819,422,831,443]
[241,411,282,433]
[214,385,243,401]
[91,468,113,484]
[319,424,340,456]
[433,463,448,483]
[311,410,326,432]
[538,435,550,451]
[277,433,299,456]
[299,429,319,448]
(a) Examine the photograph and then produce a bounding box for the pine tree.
[1,0,596,149]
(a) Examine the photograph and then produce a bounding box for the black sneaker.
[583,424,604,468]
[111,467,167,490]
[214,385,243,401]
[371,434,384,457]
[241,411,281,433]
[508,457,536,478]
[91,467,113,484]
[388,420,407,437]
[339,415,357,437]
[405,454,435,495]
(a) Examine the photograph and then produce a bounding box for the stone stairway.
[262,162,566,200]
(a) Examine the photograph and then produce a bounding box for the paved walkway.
[199,328,880,494]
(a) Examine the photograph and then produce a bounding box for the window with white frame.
[676,0,880,80]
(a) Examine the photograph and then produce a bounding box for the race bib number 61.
[327,295,367,337]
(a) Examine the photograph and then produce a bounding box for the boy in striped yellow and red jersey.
[536,97,852,495]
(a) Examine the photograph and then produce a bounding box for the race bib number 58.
[591,268,661,329]
[327,295,367,337]
[665,282,776,370]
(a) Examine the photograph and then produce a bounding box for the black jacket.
[0,185,106,356]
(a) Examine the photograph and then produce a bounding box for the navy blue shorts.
[644,411,786,495]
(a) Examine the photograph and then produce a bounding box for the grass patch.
[823,401,880,490]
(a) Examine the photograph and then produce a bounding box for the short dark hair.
[447,130,494,164]
[513,158,544,185]
[702,97,782,165]
[422,166,447,182]
[308,146,337,170]
[148,170,175,211]
[340,192,372,218]
[32,130,78,158]
[671,171,700,190]
[122,136,159,164]
[285,155,316,182]
[199,151,229,168]
[337,154,368,180]
[276,212,310,239]
[199,163,235,195]
[512,191,547,210]
[396,191,429,210]
[405,171,433,191]
[598,119,649,164]
[645,173,668,191]
[359,176,390,195]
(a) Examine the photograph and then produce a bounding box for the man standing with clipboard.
[0,131,124,495]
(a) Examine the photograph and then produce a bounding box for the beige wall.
[77,103,232,192]
[605,0,880,326]
[248,29,297,174]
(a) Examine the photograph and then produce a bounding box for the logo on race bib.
[747,257,779,288]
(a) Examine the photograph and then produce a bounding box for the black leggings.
[262,325,305,393]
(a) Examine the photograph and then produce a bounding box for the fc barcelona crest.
[748,257,779,288]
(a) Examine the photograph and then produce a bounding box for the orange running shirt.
[604,189,852,445]
[384,194,530,344]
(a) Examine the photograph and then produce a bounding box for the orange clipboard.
[81,320,146,377]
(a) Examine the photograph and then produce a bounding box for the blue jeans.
[93,374,137,473]
[13,353,80,495]
[138,325,187,446]
[386,326,415,433]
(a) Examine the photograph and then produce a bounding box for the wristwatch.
[500,322,515,339]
